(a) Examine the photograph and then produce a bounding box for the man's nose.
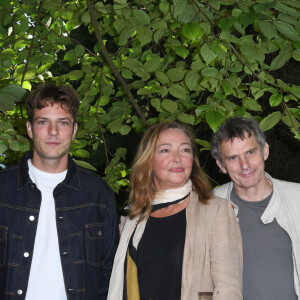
[240,156,249,169]
[48,122,59,135]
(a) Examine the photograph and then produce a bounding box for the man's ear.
[216,159,227,174]
[26,121,33,139]
[72,122,78,140]
[263,143,269,161]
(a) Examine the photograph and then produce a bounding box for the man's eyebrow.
[224,147,258,158]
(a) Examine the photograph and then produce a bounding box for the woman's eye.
[160,148,169,153]
[182,148,192,153]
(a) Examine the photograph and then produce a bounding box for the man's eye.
[37,120,47,125]
[247,150,254,155]
[229,156,237,160]
[59,121,70,126]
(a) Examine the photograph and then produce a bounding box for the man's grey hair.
[210,117,267,164]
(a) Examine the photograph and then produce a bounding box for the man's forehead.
[33,102,73,119]
[220,134,259,152]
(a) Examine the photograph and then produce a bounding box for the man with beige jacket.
[211,116,300,300]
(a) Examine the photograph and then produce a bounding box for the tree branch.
[95,66,110,167]
[86,0,147,126]
[21,0,45,87]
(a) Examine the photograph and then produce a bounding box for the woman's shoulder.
[191,191,230,207]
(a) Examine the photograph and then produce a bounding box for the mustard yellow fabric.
[126,250,140,300]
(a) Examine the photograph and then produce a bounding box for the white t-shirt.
[26,159,68,300]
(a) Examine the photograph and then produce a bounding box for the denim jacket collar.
[18,151,80,191]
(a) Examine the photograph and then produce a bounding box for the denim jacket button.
[97,230,102,237]
[29,216,35,221]
[62,251,69,255]
[17,290,23,295]
[68,288,75,294]
[24,252,29,257]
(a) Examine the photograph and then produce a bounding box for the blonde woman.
[108,121,242,300]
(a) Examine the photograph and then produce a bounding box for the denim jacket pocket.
[86,223,104,266]
[0,226,8,267]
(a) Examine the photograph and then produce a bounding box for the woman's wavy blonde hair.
[128,121,212,221]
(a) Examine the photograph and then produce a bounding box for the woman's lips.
[170,167,184,172]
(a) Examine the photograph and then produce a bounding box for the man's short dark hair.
[26,84,80,123]
[211,117,267,164]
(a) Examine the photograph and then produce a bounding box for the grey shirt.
[231,189,297,300]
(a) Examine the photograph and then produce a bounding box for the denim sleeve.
[98,191,119,299]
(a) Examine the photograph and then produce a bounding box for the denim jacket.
[0,151,119,300]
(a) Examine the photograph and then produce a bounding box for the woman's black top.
[136,208,186,300]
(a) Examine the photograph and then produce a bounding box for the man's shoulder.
[76,166,112,191]
[271,176,300,191]
[0,163,19,177]
[213,182,232,198]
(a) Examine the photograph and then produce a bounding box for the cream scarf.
[107,180,192,300]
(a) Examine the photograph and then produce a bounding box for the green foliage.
[0,0,299,194]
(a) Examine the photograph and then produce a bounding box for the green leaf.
[182,23,204,40]
[195,139,210,148]
[200,44,217,65]
[69,70,83,80]
[136,26,153,46]
[167,68,185,82]
[244,99,262,111]
[218,18,234,31]
[162,99,178,113]
[269,93,283,107]
[221,80,234,96]
[107,119,123,134]
[177,113,195,125]
[81,11,91,24]
[239,12,257,27]
[144,58,161,73]
[0,85,27,111]
[257,21,277,40]
[274,3,299,17]
[151,98,161,111]
[119,26,136,45]
[99,96,110,106]
[155,71,170,84]
[120,125,131,135]
[185,71,200,90]
[201,67,218,78]
[260,112,282,131]
[74,149,90,158]
[206,110,225,133]
[174,46,189,59]
[275,21,299,41]
[8,141,20,152]
[168,84,187,99]
[74,159,97,171]
[75,45,85,57]
[195,104,209,116]
[0,145,8,154]
[292,49,300,62]
[278,13,299,26]
[133,9,150,25]
[270,52,292,70]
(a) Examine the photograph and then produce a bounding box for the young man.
[211,116,300,300]
[0,84,118,300]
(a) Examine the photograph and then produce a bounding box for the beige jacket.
[181,191,243,300]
